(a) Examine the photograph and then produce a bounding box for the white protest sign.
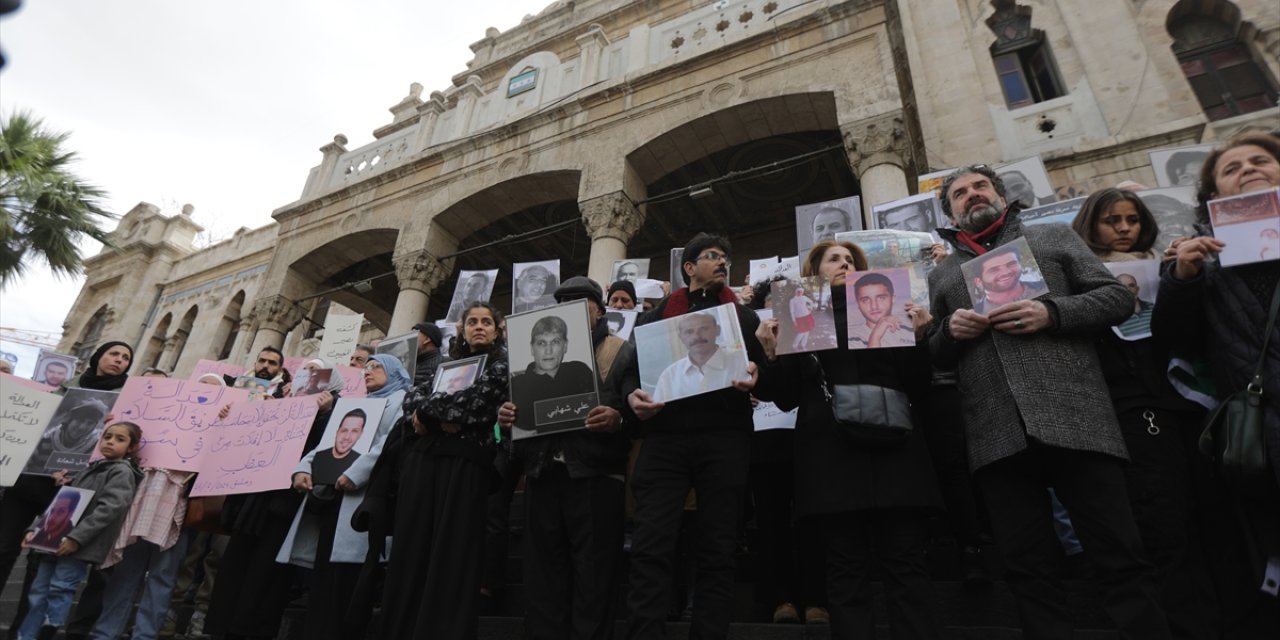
[1,384,63,486]
[318,314,364,365]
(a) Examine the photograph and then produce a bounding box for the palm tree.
[0,110,115,288]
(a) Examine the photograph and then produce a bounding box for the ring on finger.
[1014,320,1024,329]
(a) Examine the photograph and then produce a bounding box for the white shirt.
[653,346,749,403]
[847,319,916,349]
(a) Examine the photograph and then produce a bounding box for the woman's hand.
[412,413,428,435]
[21,532,33,549]
[335,475,355,492]
[292,472,313,492]
[497,402,517,429]
[1172,236,1225,280]
[755,318,779,362]
[315,391,334,412]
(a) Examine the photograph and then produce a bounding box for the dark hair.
[680,233,732,285]
[1164,150,1202,184]
[452,301,506,359]
[801,240,870,278]
[52,489,82,511]
[104,421,143,461]
[1197,133,1280,208]
[604,311,624,326]
[353,344,373,355]
[1071,188,1160,254]
[259,346,283,362]
[340,408,368,426]
[749,275,787,311]
[853,272,895,297]
[45,361,69,372]
[980,244,1023,272]
[940,165,1007,218]
[141,367,169,377]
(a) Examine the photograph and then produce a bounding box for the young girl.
[17,422,143,640]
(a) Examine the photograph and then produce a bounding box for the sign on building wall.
[507,68,538,97]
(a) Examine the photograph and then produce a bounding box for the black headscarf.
[77,341,134,391]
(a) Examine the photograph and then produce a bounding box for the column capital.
[393,250,453,294]
[840,112,908,176]
[580,192,644,244]
[249,295,305,335]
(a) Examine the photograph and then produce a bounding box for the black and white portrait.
[872,193,945,233]
[32,351,78,388]
[1149,143,1214,188]
[603,308,639,341]
[669,248,684,287]
[23,388,120,475]
[445,269,498,323]
[1136,186,1199,255]
[507,300,600,439]
[435,320,458,355]
[611,258,650,284]
[795,195,862,258]
[995,156,1057,209]
[512,259,561,314]
[375,332,417,378]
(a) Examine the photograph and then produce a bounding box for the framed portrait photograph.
[1136,186,1199,254]
[960,237,1048,313]
[995,156,1057,209]
[308,397,385,485]
[445,269,498,323]
[512,259,561,314]
[1104,260,1160,341]
[871,193,945,233]
[611,258,650,285]
[1207,187,1280,267]
[23,388,120,475]
[769,277,838,355]
[435,319,459,355]
[25,486,95,554]
[432,355,489,395]
[846,268,917,350]
[634,303,749,404]
[795,195,863,258]
[32,351,78,388]
[375,331,418,378]
[1018,196,1088,228]
[1149,143,1214,188]
[506,300,600,439]
[603,308,639,341]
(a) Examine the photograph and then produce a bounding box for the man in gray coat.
[928,165,1170,640]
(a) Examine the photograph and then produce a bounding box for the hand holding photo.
[846,268,917,350]
[769,277,838,355]
[25,486,94,554]
[634,303,749,404]
[1104,260,1160,341]
[960,238,1049,314]
[431,355,489,395]
[507,300,600,439]
[307,397,385,486]
[1207,187,1280,267]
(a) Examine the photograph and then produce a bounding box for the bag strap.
[1249,278,1280,393]
[810,353,834,403]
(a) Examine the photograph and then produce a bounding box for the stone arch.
[285,228,402,332]
[211,290,247,361]
[142,312,173,369]
[168,305,199,371]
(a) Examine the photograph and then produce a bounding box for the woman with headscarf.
[369,301,510,640]
[277,355,407,640]
[0,341,135,634]
[204,358,343,640]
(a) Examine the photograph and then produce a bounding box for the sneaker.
[772,602,799,624]
[804,606,830,624]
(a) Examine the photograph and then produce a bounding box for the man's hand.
[292,472,313,492]
[335,475,355,492]
[731,361,759,393]
[1172,236,1225,280]
[930,243,948,265]
[628,389,664,421]
[585,406,622,432]
[56,538,80,557]
[316,391,334,412]
[948,309,991,341]
[988,300,1052,335]
[497,402,518,429]
[755,319,779,362]
[905,303,933,340]
[279,382,292,397]
[868,315,904,348]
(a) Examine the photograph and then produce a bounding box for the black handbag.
[814,355,914,446]
[1199,279,1280,485]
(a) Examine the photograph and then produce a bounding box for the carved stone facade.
[55,0,1279,378]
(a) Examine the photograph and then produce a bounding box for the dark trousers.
[625,430,749,640]
[922,384,986,547]
[977,446,1170,640]
[523,465,625,640]
[748,460,826,613]
[815,509,941,640]
[483,447,523,597]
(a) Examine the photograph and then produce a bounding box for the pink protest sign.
[335,365,367,398]
[283,357,306,376]
[110,377,249,470]
[190,396,319,497]
[190,360,246,382]
[1,372,56,394]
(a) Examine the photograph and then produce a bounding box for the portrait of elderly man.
[811,206,854,246]
[652,311,748,403]
[612,259,648,284]
[510,313,596,432]
[966,243,1048,314]
[513,264,560,314]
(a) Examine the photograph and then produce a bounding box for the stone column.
[388,250,452,335]
[227,320,253,365]
[841,113,911,227]
[580,192,645,286]
[157,336,179,371]
[247,295,305,357]
[576,24,610,87]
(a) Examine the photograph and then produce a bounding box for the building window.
[1169,16,1277,121]
[987,1,1066,110]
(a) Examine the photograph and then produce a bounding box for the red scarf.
[954,207,1010,255]
[661,285,739,319]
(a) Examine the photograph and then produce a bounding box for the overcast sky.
[0,0,541,375]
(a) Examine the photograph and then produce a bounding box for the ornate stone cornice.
[580,192,644,243]
[841,112,908,175]
[249,295,305,335]
[393,250,453,293]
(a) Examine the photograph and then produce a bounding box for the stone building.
[58,0,1279,377]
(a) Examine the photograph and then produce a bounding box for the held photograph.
[22,388,120,475]
[1135,186,1199,254]
[25,486,95,554]
[634,303,749,404]
[995,156,1057,209]
[795,195,862,258]
[1148,143,1214,188]
[960,237,1049,313]
[512,259,561,314]
[445,269,499,323]
[871,193,945,233]
[1104,260,1160,341]
[375,332,418,379]
[845,268,917,350]
[1207,187,1280,266]
[769,277,838,355]
[507,300,600,439]
[611,258,650,284]
[1018,197,1088,228]
[603,308,640,341]
[32,351,78,388]
[307,397,385,486]
[432,355,488,394]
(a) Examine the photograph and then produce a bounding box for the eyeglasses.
[695,251,731,265]
[363,362,384,372]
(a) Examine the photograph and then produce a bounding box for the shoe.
[158,610,178,638]
[183,611,207,640]
[804,606,829,624]
[772,602,800,624]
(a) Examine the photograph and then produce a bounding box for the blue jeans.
[17,554,89,640]
[88,530,193,640]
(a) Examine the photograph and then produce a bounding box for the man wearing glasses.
[625,233,766,640]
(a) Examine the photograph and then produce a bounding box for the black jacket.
[413,348,446,388]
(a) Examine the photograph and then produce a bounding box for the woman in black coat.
[756,240,943,640]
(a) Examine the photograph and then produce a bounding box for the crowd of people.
[0,132,1277,640]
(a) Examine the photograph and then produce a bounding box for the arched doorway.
[213,290,247,361]
[287,229,401,334]
[142,312,173,369]
[71,305,110,365]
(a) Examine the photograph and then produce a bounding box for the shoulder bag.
[813,354,914,446]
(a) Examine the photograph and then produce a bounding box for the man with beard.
[927,165,1167,639]
[36,360,70,387]
[625,232,765,640]
[970,245,1048,314]
[614,260,642,283]
[310,409,367,486]
[225,346,289,396]
[652,311,748,401]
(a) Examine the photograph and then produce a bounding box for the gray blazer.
[929,217,1135,471]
